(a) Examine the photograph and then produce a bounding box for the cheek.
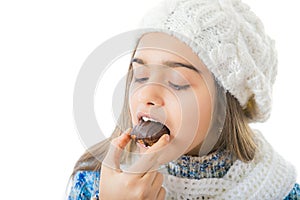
[175,87,212,148]
[128,94,138,125]
[170,91,202,147]
[190,87,213,146]
[164,97,181,135]
[198,88,213,131]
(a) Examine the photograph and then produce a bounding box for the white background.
[0,0,299,199]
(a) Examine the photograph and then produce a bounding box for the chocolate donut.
[131,120,170,147]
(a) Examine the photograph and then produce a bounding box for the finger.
[151,172,164,187]
[102,128,132,171]
[156,187,166,200]
[146,172,164,200]
[141,171,158,185]
[126,134,170,175]
[146,134,170,154]
[112,128,132,149]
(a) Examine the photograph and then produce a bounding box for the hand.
[99,129,170,200]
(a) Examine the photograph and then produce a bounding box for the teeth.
[142,116,158,123]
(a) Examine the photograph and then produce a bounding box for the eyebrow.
[131,57,200,74]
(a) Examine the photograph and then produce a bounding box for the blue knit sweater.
[68,150,300,199]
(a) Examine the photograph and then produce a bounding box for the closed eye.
[168,81,190,90]
[134,77,149,83]
[133,77,190,90]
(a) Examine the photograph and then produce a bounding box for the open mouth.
[130,116,170,147]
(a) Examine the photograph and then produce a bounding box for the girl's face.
[129,32,215,159]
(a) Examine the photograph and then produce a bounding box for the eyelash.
[134,77,190,91]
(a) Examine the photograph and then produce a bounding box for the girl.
[68,0,300,199]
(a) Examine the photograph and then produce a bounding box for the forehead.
[135,32,206,70]
[134,32,216,92]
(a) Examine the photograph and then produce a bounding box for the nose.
[137,84,164,107]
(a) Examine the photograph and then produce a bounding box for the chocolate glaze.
[131,120,170,147]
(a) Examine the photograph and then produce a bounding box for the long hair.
[70,47,257,177]
[70,49,136,176]
[210,93,257,161]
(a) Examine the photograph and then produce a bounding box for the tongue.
[131,120,170,147]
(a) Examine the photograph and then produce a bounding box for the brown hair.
[70,51,257,177]
[210,93,257,162]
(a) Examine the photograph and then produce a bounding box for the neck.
[185,143,202,156]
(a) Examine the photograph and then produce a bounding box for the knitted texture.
[67,148,299,199]
[138,0,278,122]
[167,149,234,179]
[160,131,296,199]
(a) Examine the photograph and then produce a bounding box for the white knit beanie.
[137,0,278,122]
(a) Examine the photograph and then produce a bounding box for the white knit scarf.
[161,131,297,199]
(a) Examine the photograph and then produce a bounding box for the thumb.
[102,128,132,171]
[126,134,170,174]
[147,134,170,153]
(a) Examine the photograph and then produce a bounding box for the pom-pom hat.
[137,0,278,122]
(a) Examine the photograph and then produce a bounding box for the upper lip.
[137,112,164,125]
[136,111,171,134]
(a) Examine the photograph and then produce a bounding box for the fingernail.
[122,128,131,135]
[164,134,170,142]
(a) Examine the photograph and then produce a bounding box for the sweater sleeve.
[67,171,100,200]
[283,183,300,200]
[66,171,299,199]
